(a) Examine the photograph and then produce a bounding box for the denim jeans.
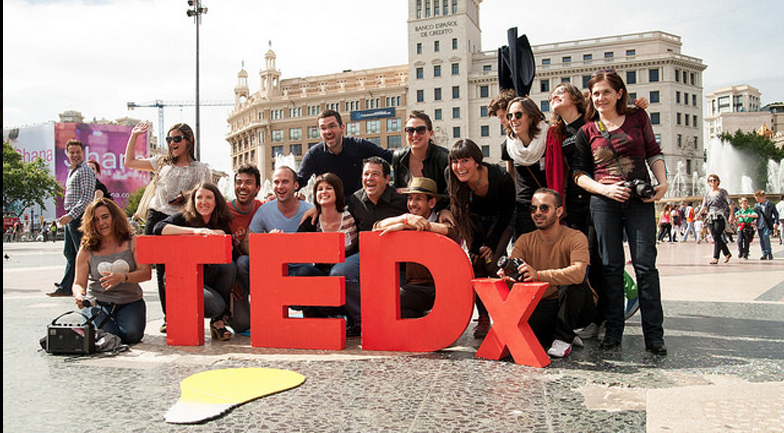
[680,222,698,242]
[289,253,362,326]
[57,216,83,293]
[203,262,236,319]
[82,299,147,344]
[758,225,773,257]
[590,196,664,346]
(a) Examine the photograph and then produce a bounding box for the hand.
[194,227,222,235]
[603,181,630,203]
[99,272,124,290]
[643,183,668,203]
[58,215,72,226]
[478,246,493,264]
[405,214,430,231]
[437,209,456,226]
[301,206,319,225]
[634,97,649,110]
[131,122,150,136]
[73,289,87,308]
[378,222,407,236]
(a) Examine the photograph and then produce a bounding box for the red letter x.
[473,279,550,368]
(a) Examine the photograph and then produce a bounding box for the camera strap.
[595,120,631,181]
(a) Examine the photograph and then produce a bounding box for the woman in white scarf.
[501,96,549,239]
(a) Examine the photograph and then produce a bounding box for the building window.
[451,63,459,75]
[692,94,697,106]
[483,64,492,71]
[693,115,698,127]
[479,85,489,98]
[481,125,490,137]
[453,126,460,138]
[443,0,448,15]
[582,75,591,88]
[562,56,572,64]
[366,120,381,134]
[686,114,691,126]
[417,89,424,103]
[290,144,302,156]
[541,100,550,112]
[416,67,424,79]
[272,145,284,156]
[626,71,636,85]
[650,91,660,104]
[626,49,636,57]
[452,86,460,99]
[629,92,637,101]
[272,130,283,143]
[346,122,360,136]
[416,42,422,54]
[694,136,698,149]
[434,0,439,16]
[434,108,442,120]
[388,135,402,149]
[542,58,551,66]
[651,112,660,125]
[434,65,441,77]
[480,106,488,117]
[452,37,458,49]
[604,51,614,60]
[677,134,682,148]
[677,113,682,125]
[434,40,440,52]
[540,79,550,93]
[289,128,302,141]
[368,137,381,146]
[452,107,460,119]
[649,68,660,82]
[676,91,681,104]
[387,118,402,132]
[583,53,593,64]
[690,72,695,85]
[561,77,570,84]
[308,126,319,139]
[481,145,490,158]
[675,69,680,82]
[434,87,442,101]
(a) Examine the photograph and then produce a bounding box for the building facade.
[227,0,708,187]
[704,85,784,147]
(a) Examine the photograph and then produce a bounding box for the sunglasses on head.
[166,135,186,144]
[529,204,555,213]
[404,126,428,135]
[505,111,525,121]
[592,68,617,77]
[548,87,567,101]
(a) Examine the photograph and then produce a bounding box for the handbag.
[133,158,165,223]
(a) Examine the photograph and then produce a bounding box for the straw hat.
[402,177,440,198]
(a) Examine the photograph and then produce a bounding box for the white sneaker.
[572,335,584,347]
[575,322,599,340]
[547,339,572,358]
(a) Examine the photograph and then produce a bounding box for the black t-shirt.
[501,142,546,205]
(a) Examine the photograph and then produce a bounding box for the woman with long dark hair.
[572,69,668,356]
[125,122,211,333]
[448,139,515,338]
[153,182,236,341]
[73,198,152,344]
[698,174,735,264]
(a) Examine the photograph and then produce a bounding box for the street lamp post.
[186,0,207,161]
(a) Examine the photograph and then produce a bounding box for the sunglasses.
[166,135,186,144]
[529,204,556,213]
[592,68,617,77]
[505,111,525,121]
[404,126,428,135]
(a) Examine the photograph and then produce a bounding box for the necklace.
[470,167,484,191]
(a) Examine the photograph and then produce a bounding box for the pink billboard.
[54,123,150,216]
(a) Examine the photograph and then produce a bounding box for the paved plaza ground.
[3,238,783,433]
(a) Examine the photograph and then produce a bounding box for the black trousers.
[528,282,596,348]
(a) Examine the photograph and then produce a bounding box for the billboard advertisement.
[3,123,56,223]
[54,123,150,216]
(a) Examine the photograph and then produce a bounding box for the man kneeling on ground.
[373,177,460,318]
[498,188,597,358]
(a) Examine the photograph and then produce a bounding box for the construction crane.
[126,99,234,151]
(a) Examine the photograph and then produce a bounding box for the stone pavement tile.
[647,377,784,433]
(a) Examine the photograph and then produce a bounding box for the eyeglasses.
[166,135,186,144]
[592,68,617,77]
[548,87,567,101]
[404,126,428,135]
[505,111,525,121]
[529,204,556,213]
[708,178,718,183]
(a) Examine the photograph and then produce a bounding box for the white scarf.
[505,120,549,166]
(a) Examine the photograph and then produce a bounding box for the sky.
[4,0,783,175]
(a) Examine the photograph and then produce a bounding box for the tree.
[124,185,146,217]
[3,141,63,215]
[719,130,784,190]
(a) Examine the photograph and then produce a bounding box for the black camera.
[623,179,655,200]
[497,256,526,281]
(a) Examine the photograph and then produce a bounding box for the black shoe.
[599,339,622,351]
[46,290,71,297]
[768,254,774,260]
[760,255,769,260]
[346,324,362,338]
[646,342,668,356]
[159,322,167,334]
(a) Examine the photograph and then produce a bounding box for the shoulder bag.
[133,158,165,223]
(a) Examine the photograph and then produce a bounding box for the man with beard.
[497,188,596,358]
[297,110,392,197]
[373,177,459,318]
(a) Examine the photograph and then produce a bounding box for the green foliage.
[124,185,145,217]
[3,141,63,214]
[719,130,784,190]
